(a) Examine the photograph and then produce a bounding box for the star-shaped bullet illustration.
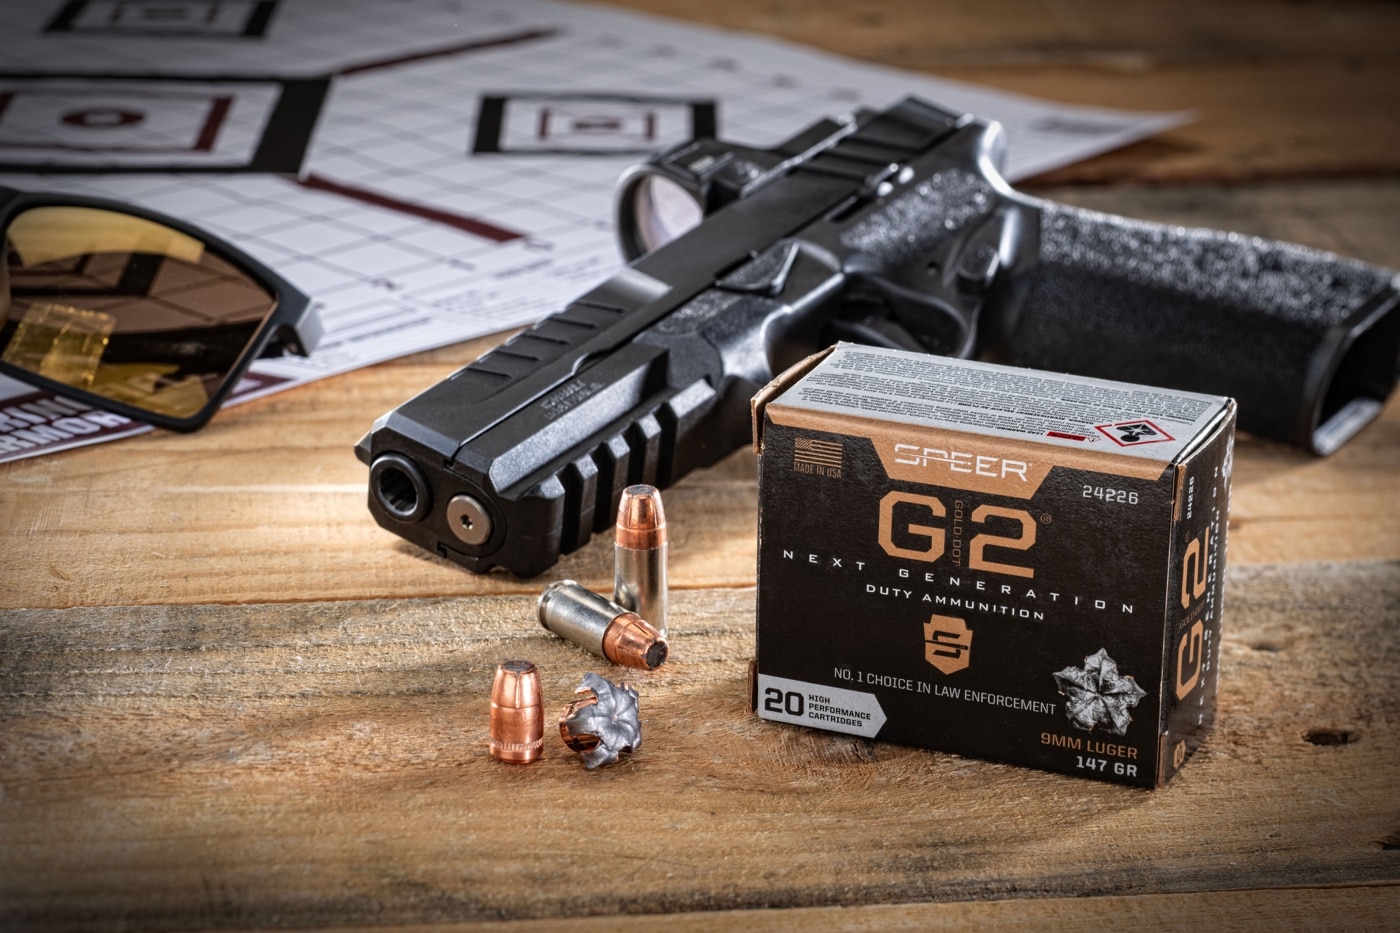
[1053,648,1148,736]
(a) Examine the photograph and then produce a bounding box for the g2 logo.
[877,491,1036,578]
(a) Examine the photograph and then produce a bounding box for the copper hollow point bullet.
[538,580,668,670]
[614,484,668,638]
[489,660,544,763]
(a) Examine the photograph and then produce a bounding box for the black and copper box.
[751,344,1236,788]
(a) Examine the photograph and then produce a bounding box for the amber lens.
[0,205,276,420]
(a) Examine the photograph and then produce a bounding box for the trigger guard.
[858,277,979,358]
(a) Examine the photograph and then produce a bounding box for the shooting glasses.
[0,187,321,431]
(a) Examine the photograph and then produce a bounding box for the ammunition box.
[750,344,1235,788]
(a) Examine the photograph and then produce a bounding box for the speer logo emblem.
[924,614,973,674]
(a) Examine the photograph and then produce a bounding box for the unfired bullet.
[489,660,544,763]
[614,484,668,638]
[538,580,668,670]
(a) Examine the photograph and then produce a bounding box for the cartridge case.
[614,484,668,637]
[489,660,543,763]
[538,580,668,670]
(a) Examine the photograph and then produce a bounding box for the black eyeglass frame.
[0,185,322,432]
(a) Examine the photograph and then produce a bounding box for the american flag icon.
[793,436,843,469]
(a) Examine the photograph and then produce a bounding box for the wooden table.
[3,2,1398,929]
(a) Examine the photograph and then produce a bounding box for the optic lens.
[1,206,276,420]
[632,174,702,254]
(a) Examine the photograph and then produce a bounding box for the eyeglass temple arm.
[257,296,324,359]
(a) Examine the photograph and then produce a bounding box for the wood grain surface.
[2,565,1396,930]
[2,1,1399,930]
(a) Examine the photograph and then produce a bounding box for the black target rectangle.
[473,92,717,157]
[46,0,278,38]
[0,73,328,174]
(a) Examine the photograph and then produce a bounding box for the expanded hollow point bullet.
[489,659,544,764]
[614,484,668,638]
[538,580,668,670]
[559,672,642,769]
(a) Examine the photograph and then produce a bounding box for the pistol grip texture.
[1006,200,1399,453]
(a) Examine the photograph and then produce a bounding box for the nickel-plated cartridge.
[614,484,668,637]
[538,580,668,670]
[489,660,543,764]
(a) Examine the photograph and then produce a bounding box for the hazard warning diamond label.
[1095,419,1176,446]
